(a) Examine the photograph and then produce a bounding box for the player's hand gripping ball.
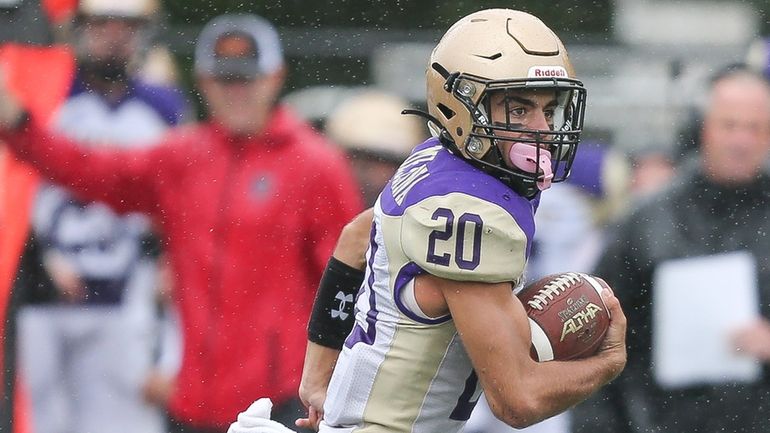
[517,272,611,361]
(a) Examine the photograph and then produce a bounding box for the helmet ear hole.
[437,103,455,120]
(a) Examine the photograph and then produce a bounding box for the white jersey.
[33,78,184,305]
[323,139,539,433]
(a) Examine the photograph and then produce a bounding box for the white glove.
[227,398,298,433]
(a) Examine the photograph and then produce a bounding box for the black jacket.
[573,159,770,433]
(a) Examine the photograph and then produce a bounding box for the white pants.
[18,262,167,433]
[316,399,569,433]
[318,421,356,433]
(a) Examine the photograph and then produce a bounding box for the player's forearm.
[467,285,625,429]
[299,210,372,421]
[332,207,373,270]
[306,208,371,348]
[488,349,624,428]
[508,287,627,427]
[532,353,622,414]
[299,342,340,397]
[300,335,342,413]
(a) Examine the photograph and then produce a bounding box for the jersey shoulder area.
[131,80,188,126]
[381,138,536,284]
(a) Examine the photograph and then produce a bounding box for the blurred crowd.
[1,1,770,433]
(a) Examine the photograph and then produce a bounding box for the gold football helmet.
[425,9,587,197]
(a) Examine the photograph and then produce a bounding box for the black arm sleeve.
[307,257,365,349]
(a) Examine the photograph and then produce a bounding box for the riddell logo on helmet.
[528,66,569,78]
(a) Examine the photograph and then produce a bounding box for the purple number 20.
[426,208,483,270]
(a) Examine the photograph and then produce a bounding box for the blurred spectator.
[10,1,187,433]
[465,142,630,433]
[325,89,426,205]
[627,144,676,198]
[0,12,362,433]
[40,0,181,88]
[573,65,770,432]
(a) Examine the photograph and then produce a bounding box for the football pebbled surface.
[517,272,611,361]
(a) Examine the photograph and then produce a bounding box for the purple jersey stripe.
[344,223,380,349]
[380,137,538,258]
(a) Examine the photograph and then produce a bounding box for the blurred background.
[170,0,767,159]
[3,1,770,433]
[5,0,768,157]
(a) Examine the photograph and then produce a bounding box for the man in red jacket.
[0,13,362,433]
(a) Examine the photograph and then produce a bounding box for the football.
[517,272,611,362]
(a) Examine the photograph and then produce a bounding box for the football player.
[287,8,628,433]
